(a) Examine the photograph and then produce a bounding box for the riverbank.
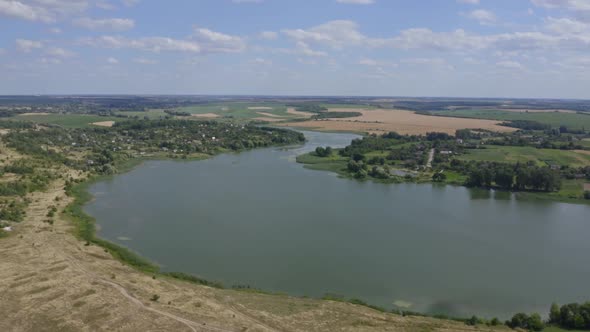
[296,149,590,206]
[0,141,516,331]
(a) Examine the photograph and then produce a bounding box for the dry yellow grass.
[191,113,220,118]
[253,117,283,122]
[20,112,51,116]
[286,107,314,118]
[256,112,284,118]
[283,109,515,135]
[91,121,115,127]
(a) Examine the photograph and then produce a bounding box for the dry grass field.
[91,121,115,127]
[283,109,515,135]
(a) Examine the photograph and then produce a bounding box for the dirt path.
[426,148,435,168]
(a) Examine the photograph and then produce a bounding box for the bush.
[584,191,590,200]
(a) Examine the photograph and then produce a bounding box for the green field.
[434,109,590,130]
[115,109,168,119]
[12,114,122,128]
[175,102,296,121]
[458,146,590,168]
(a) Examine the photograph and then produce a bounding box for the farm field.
[458,145,590,168]
[11,114,122,128]
[283,109,516,135]
[174,102,299,121]
[433,109,590,130]
[115,109,168,119]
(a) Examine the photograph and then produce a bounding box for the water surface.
[85,130,590,319]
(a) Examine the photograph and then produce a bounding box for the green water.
[85,130,590,319]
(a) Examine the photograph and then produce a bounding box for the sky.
[1,0,590,98]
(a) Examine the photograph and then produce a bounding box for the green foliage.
[550,302,590,330]
[432,172,447,182]
[315,146,333,157]
[0,200,26,222]
[584,191,590,200]
[506,312,545,331]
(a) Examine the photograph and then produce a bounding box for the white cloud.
[49,27,61,33]
[133,57,157,64]
[0,0,88,23]
[82,28,245,54]
[73,17,135,31]
[194,28,245,53]
[96,1,116,10]
[16,38,43,52]
[107,57,119,64]
[0,0,54,22]
[457,0,480,4]
[39,57,61,64]
[82,35,201,53]
[260,31,278,40]
[295,41,327,57]
[46,47,75,57]
[465,9,497,25]
[546,17,589,33]
[121,0,139,7]
[531,0,590,11]
[251,57,272,65]
[283,20,368,49]
[496,60,524,69]
[335,0,374,4]
[359,58,378,66]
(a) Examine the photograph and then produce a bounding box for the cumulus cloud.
[457,0,480,4]
[465,9,497,25]
[0,0,88,23]
[193,28,246,53]
[46,47,75,57]
[531,0,590,11]
[73,17,135,31]
[107,57,119,64]
[283,20,368,49]
[284,18,590,55]
[16,38,43,52]
[259,31,278,40]
[82,35,201,53]
[81,28,245,54]
[496,60,524,69]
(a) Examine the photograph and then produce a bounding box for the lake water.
[85,130,590,319]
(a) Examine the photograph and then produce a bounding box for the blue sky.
[1,0,590,98]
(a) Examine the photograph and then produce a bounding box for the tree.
[527,313,545,331]
[550,303,560,324]
[432,172,447,182]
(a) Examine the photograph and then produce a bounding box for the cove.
[84,130,590,319]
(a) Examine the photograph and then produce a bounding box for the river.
[84,130,590,319]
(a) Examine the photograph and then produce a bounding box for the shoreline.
[66,140,492,322]
[296,151,590,206]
